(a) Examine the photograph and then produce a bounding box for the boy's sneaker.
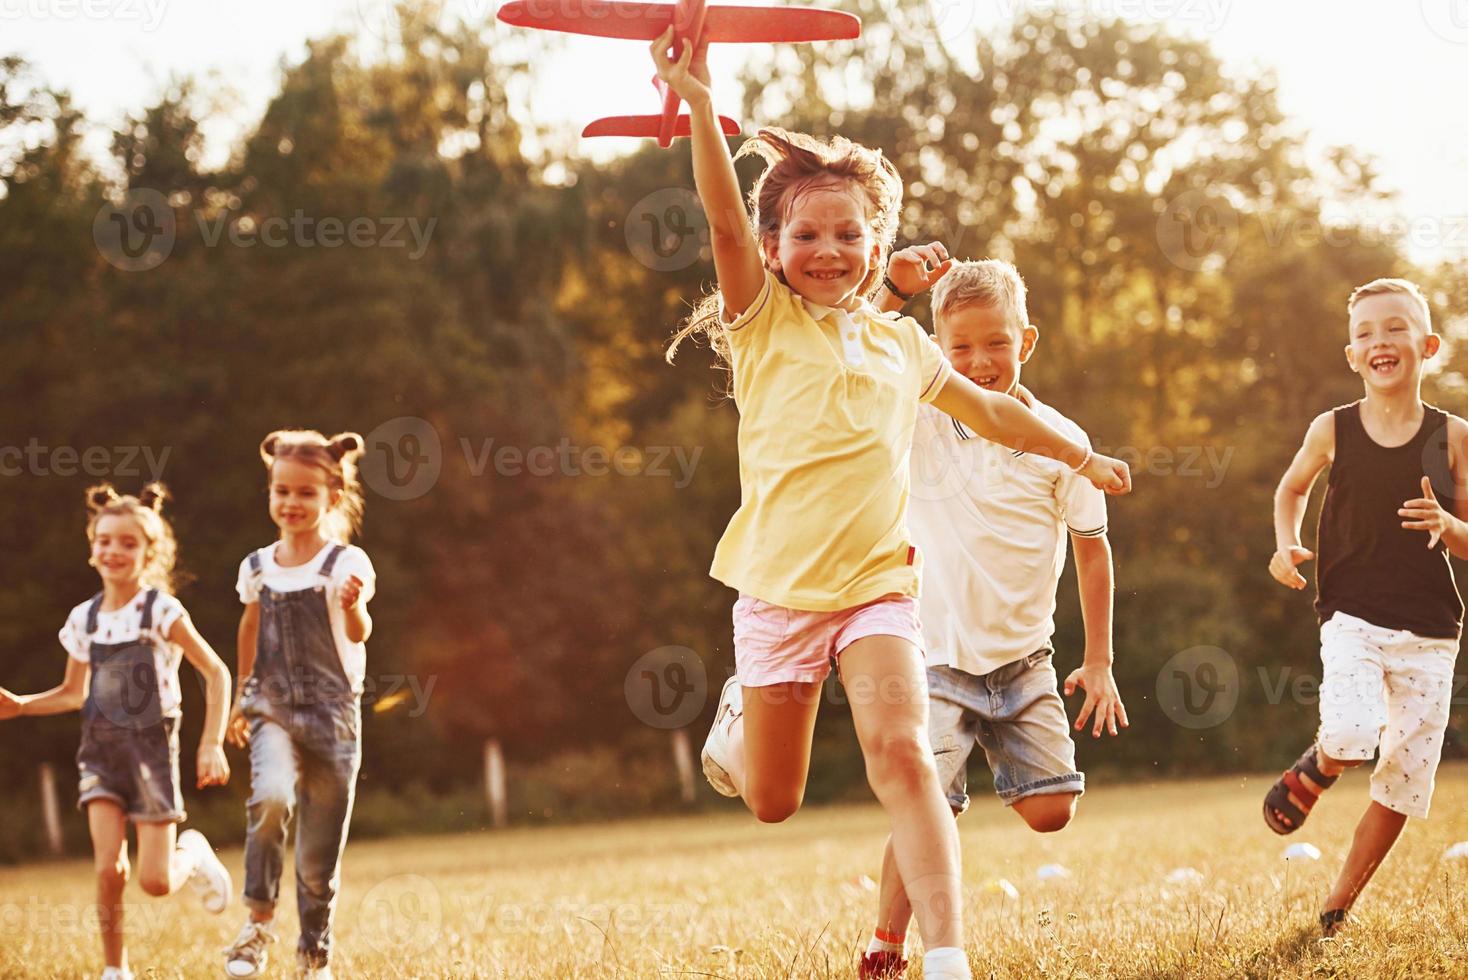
[860,951,907,978]
[223,920,276,979]
[296,960,332,980]
[100,968,135,980]
[701,676,742,797]
[179,829,232,914]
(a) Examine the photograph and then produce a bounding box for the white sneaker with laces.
[701,676,742,797]
[179,828,232,914]
[223,919,277,979]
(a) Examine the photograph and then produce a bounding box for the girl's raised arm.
[651,29,764,317]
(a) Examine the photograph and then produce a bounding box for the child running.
[859,255,1129,978]
[0,484,233,980]
[1263,278,1465,936]
[223,431,374,980]
[651,32,1131,980]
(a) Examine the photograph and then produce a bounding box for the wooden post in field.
[671,728,695,805]
[483,738,507,829]
[39,763,63,855]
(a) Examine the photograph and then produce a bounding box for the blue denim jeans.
[242,699,360,965]
[928,651,1085,813]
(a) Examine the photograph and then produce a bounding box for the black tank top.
[1315,401,1462,639]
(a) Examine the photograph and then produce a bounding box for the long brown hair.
[260,429,367,543]
[666,128,904,369]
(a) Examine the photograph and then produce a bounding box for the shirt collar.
[801,297,897,325]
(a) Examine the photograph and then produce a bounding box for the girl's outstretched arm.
[0,657,89,719]
[651,29,764,317]
[931,374,1131,493]
[170,615,231,787]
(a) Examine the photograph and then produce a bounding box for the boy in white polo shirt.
[859,255,1129,978]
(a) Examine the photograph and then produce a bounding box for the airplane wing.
[583,114,742,138]
[497,0,860,43]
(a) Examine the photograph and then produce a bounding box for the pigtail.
[326,432,364,463]
[138,482,169,514]
[260,432,283,466]
[86,483,121,514]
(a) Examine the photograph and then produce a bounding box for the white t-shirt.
[236,541,376,694]
[909,392,1108,676]
[59,589,188,717]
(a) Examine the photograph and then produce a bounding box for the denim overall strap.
[83,590,164,731]
[252,544,353,715]
[318,545,344,580]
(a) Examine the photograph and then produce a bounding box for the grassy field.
[7,765,1468,978]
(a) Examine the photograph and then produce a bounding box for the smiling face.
[936,301,1038,397]
[1345,292,1438,393]
[763,180,880,310]
[269,457,341,536]
[91,514,149,589]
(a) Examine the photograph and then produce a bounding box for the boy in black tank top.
[1263,278,1468,937]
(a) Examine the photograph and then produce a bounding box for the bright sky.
[5,0,1468,265]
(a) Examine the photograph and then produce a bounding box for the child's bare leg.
[740,680,822,822]
[1010,792,1077,833]
[134,821,193,896]
[843,635,963,950]
[1322,800,1407,915]
[87,801,130,970]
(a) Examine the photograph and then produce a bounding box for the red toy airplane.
[497,0,861,147]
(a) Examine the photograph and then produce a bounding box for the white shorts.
[1317,612,1459,818]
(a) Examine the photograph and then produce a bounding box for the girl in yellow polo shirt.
[652,32,1131,980]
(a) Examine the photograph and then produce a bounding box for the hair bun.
[327,432,364,462]
[86,484,120,512]
[138,482,169,513]
[259,432,282,465]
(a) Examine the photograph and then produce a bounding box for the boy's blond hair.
[1348,277,1432,332]
[931,259,1029,333]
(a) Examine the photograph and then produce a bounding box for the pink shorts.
[732,593,924,687]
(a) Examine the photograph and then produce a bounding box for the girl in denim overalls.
[223,431,374,980]
[0,484,234,980]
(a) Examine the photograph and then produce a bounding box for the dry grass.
[6,764,1468,978]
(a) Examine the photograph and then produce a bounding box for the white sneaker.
[223,919,276,979]
[296,957,333,979]
[100,968,134,980]
[179,829,232,914]
[701,676,742,797]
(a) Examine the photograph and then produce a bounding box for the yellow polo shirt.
[710,271,952,611]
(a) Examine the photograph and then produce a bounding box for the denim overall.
[75,589,184,821]
[240,545,361,967]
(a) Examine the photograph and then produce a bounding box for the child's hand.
[226,702,250,748]
[197,742,230,788]
[651,27,712,109]
[0,687,21,721]
[1400,476,1452,549]
[1064,664,1128,738]
[1269,545,1315,590]
[1081,452,1131,495]
[340,575,365,611]
[886,242,953,299]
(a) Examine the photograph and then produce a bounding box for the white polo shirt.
[909,391,1107,676]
